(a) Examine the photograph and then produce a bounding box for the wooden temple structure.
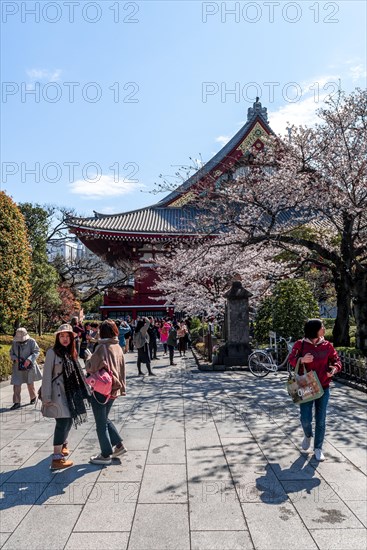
[68,99,274,319]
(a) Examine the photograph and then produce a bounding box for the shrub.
[255,279,319,343]
[194,342,205,356]
[0,345,12,381]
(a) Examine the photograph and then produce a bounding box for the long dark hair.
[54,332,77,359]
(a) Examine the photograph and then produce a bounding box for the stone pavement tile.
[139,464,187,503]
[305,440,349,463]
[152,420,185,439]
[185,426,221,450]
[187,447,231,481]
[214,420,254,438]
[344,499,367,528]
[0,533,11,548]
[65,532,129,550]
[0,439,45,466]
[128,503,190,550]
[10,420,56,440]
[120,428,153,450]
[191,530,253,550]
[241,502,318,550]
[309,528,367,549]
[0,430,27,449]
[37,427,93,454]
[221,438,267,464]
[189,479,247,531]
[335,446,367,474]
[282,478,365,529]
[74,482,137,532]
[122,417,156,429]
[147,438,186,464]
[0,482,48,532]
[2,504,82,550]
[267,453,319,480]
[230,462,289,504]
[36,463,101,505]
[312,461,367,501]
[98,450,147,482]
[0,466,20,487]
[1,452,54,483]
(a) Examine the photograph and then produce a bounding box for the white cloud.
[215,135,230,147]
[349,64,367,82]
[98,206,119,214]
[268,74,343,135]
[26,69,62,81]
[69,174,144,200]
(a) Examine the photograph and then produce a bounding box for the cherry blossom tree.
[153,242,286,316]
[153,89,367,352]
[200,89,367,351]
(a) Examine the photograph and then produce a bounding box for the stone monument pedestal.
[215,280,252,367]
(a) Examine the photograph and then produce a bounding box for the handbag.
[286,358,324,404]
[17,347,32,371]
[86,346,113,403]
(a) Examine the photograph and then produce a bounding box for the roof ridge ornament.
[247,97,268,123]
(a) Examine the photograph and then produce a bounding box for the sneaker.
[148,372,156,376]
[314,448,325,461]
[89,454,112,465]
[9,403,20,410]
[50,457,74,470]
[301,436,312,451]
[62,444,70,456]
[111,443,128,458]
[29,398,37,405]
[170,363,177,366]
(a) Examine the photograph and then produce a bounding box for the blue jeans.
[300,387,330,450]
[53,418,73,446]
[90,393,122,457]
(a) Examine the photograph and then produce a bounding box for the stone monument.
[215,277,252,367]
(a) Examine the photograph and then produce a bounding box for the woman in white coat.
[9,328,42,410]
[42,324,90,470]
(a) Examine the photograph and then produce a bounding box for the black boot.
[147,365,156,376]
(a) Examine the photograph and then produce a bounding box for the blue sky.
[1,0,366,217]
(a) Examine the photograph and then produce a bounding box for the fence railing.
[337,351,367,386]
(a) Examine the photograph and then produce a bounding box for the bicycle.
[248,336,294,377]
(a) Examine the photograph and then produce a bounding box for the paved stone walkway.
[0,348,366,550]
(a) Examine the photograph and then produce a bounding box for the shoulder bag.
[86,346,113,404]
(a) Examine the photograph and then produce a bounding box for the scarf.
[59,349,90,428]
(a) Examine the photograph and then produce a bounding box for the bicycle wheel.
[248,351,273,377]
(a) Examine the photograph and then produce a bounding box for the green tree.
[19,203,61,335]
[255,279,319,342]
[0,193,31,331]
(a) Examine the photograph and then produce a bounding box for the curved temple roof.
[68,99,273,238]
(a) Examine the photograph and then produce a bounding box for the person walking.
[85,319,127,465]
[41,324,90,470]
[177,321,189,356]
[116,319,131,352]
[148,317,159,360]
[133,317,155,376]
[288,318,342,462]
[159,320,170,355]
[70,316,84,356]
[9,328,42,410]
[167,323,178,366]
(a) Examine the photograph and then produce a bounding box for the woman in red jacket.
[288,319,342,462]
